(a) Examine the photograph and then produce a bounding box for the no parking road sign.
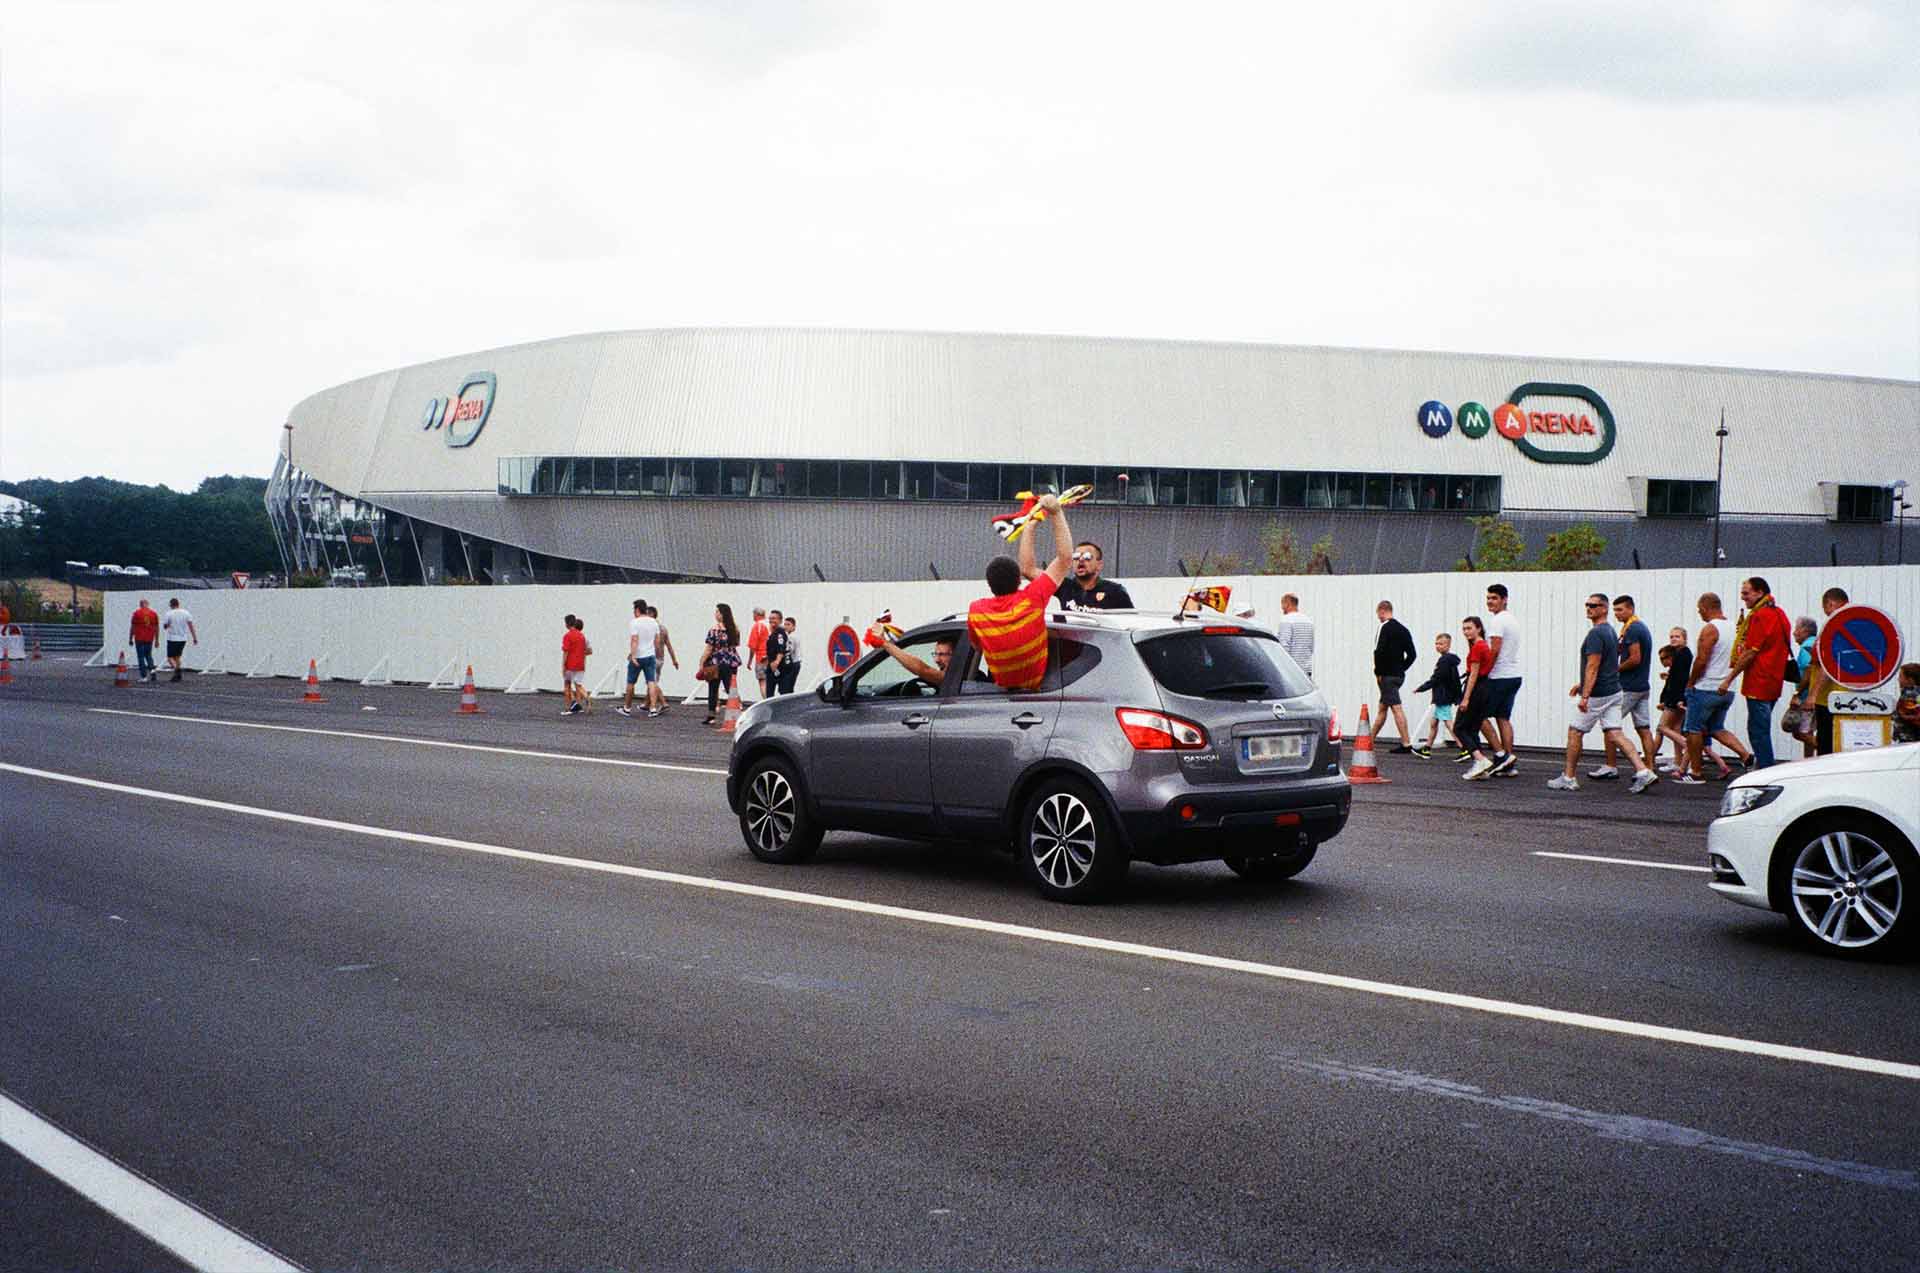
[1816,605,1905,691]
[826,624,861,674]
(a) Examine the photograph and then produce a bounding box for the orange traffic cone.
[114,652,131,688]
[717,683,743,733]
[1346,704,1390,784]
[457,665,482,714]
[0,649,12,686]
[302,659,325,702]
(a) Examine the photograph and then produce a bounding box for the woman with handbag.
[701,603,743,726]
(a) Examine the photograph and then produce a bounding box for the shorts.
[1684,687,1734,736]
[1570,692,1626,734]
[1483,676,1522,720]
[166,640,186,658]
[1375,675,1405,707]
[1432,704,1456,722]
[1618,690,1651,729]
[627,655,657,685]
[562,668,583,686]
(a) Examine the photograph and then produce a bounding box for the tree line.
[0,475,280,578]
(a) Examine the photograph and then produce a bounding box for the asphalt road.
[4,659,1917,1271]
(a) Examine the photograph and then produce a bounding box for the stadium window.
[841,462,872,499]
[692,460,720,495]
[497,459,513,496]
[721,460,753,496]
[904,462,937,499]
[668,461,693,495]
[1213,470,1243,507]
[1186,471,1217,507]
[1332,474,1361,509]
[1835,484,1890,522]
[1247,471,1276,507]
[807,461,839,498]
[935,463,970,500]
[1276,472,1307,508]
[616,459,642,495]
[1473,477,1501,512]
[641,459,668,494]
[772,460,806,497]
[1304,474,1331,508]
[1063,467,1096,498]
[1391,476,1417,511]
[1127,469,1155,504]
[592,459,615,494]
[1646,478,1716,518]
[1157,470,1187,506]
[997,465,1031,501]
[968,464,996,500]
[1094,468,1125,503]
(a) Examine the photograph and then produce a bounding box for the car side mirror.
[817,675,843,703]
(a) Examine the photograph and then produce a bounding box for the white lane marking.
[7,761,1918,1085]
[0,1091,303,1272]
[1532,851,1712,874]
[85,708,726,776]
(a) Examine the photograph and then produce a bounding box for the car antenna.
[1173,550,1210,622]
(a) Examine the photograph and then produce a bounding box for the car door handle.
[902,713,931,729]
[1011,711,1046,729]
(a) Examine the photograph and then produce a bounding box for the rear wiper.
[1199,681,1272,698]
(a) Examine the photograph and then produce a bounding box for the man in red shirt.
[968,492,1074,690]
[1720,575,1791,769]
[128,597,161,683]
[746,607,771,697]
[560,614,591,715]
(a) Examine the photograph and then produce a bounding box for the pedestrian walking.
[764,609,789,695]
[129,597,160,683]
[1592,595,1655,780]
[619,598,660,718]
[699,604,743,725]
[1370,600,1418,752]
[1678,592,1752,784]
[1274,593,1315,679]
[160,598,197,682]
[1654,627,1693,772]
[1782,617,1819,757]
[1410,632,1462,759]
[647,606,679,714]
[1792,587,1850,755]
[1548,593,1658,792]
[746,607,771,696]
[560,615,590,714]
[1720,576,1792,769]
[1457,617,1501,779]
[776,614,802,694]
[1481,584,1523,776]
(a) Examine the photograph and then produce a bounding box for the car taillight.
[1116,707,1209,751]
[1328,709,1342,743]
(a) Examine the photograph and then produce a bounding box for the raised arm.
[1040,494,1072,585]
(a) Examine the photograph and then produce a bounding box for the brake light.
[1116,707,1209,750]
[1201,625,1239,635]
[1328,709,1342,743]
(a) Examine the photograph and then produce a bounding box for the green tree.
[1537,522,1608,571]
[1259,524,1338,574]
[1458,516,1532,571]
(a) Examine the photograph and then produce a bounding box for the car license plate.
[1244,734,1305,763]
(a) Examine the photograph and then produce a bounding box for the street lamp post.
[1711,411,1729,566]
[1893,480,1910,566]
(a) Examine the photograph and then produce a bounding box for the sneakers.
[616,706,632,717]
[1411,746,1432,759]
[1463,757,1494,781]
[1674,773,1706,785]
[1629,769,1659,794]
[1453,749,1473,763]
[1490,753,1518,776]
[1546,774,1579,791]
[569,701,584,715]
[1587,765,1620,781]
[1389,743,1414,754]
[646,708,663,718]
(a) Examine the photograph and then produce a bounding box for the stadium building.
[267,328,1918,585]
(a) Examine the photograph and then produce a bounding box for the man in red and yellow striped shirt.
[968,492,1074,690]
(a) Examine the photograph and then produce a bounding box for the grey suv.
[725,609,1350,901]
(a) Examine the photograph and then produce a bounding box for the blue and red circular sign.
[1816,605,1904,690]
[826,624,861,674]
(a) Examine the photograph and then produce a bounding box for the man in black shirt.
[1371,599,1418,752]
[1054,541,1135,611]
[763,609,790,695]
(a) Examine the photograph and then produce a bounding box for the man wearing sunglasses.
[1549,593,1658,793]
[1054,540,1134,611]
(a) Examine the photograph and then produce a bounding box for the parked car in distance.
[120,565,150,576]
[95,564,124,575]
[1708,742,1919,957]
[329,566,368,584]
[726,609,1349,901]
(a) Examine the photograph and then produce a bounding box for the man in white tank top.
[1678,592,1756,783]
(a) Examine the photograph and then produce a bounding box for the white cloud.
[2,0,1914,489]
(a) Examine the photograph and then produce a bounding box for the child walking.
[1411,632,1464,759]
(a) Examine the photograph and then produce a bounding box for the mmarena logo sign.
[421,372,497,448]
[1416,382,1616,466]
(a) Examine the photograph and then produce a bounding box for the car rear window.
[1136,629,1313,701]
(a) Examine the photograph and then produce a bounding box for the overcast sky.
[4,0,1915,490]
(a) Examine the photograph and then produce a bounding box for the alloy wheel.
[1790,830,1903,950]
[1030,791,1098,890]
[745,769,796,854]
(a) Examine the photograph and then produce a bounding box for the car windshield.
[1136,628,1313,701]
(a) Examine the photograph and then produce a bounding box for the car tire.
[1778,815,1914,958]
[1224,840,1318,881]
[1018,779,1126,902]
[738,756,822,865]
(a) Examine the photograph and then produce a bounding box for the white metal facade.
[285,328,1918,519]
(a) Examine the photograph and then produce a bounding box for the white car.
[1708,743,1919,957]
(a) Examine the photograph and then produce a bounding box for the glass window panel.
[1332,474,1361,509]
[1030,465,1061,495]
[770,460,804,497]
[693,460,720,495]
[617,459,642,494]
[1443,478,1470,510]
[1694,481,1718,516]
[935,463,970,500]
[593,459,615,494]
[1364,475,1391,509]
[968,465,995,501]
[904,462,936,499]
[877,462,904,498]
[1247,471,1276,507]
[1158,470,1187,506]
[1417,477,1441,511]
[1127,469,1154,504]
[1303,474,1330,508]
[1276,472,1307,507]
[497,459,512,496]
[1063,467,1096,497]
[1392,476,1417,511]
[1218,470,1246,507]
[841,462,872,499]
[722,459,753,496]
[1187,471,1217,506]
[554,459,577,495]
[669,461,693,495]
[533,457,558,495]
[997,465,1031,501]
[1094,467,1124,503]
[641,459,666,494]
[1474,477,1500,512]
[807,461,838,497]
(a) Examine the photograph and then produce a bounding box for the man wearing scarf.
[1719,576,1792,769]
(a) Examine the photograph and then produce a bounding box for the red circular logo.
[1493,403,1528,440]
